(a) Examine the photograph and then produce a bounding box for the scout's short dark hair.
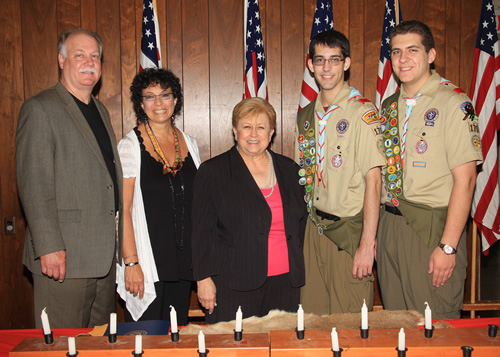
[309,30,350,59]
[390,20,435,53]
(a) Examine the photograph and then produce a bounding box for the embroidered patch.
[412,161,427,168]
[332,154,343,168]
[304,121,310,130]
[416,139,428,154]
[336,119,349,134]
[362,110,379,125]
[424,108,439,127]
[472,135,482,150]
[469,121,480,134]
[461,102,478,121]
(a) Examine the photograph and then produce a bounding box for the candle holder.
[197,348,209,357]
[234,329,243,341]
[488,324,498,337]
[331,347,343,357]
[424,325,434,338]
[66,352,79,357]
[461,346,474,357]
[360,327,369,339]
[395,347,408,357]
[43,332,54,345]
[132,351,144,357]
[295,328,305,340]
[108,333,117,343]
[171,331,179,342]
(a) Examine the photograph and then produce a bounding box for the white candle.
[331,327,339,352]
[424,302,432,330]
[235,306,243,332]
[41,308,51,335]
[198,331,206,353]
[109,313,117,335]
[170,305,178,333]
[398,328,405,351]
[135,334,142,354]
[297,304,304,331]
[361,299,368,330]
[68,337,76,355]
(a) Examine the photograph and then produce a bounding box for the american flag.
[470,0,500,254]
[298,0,334,111]
[140,0,162,71]
[375,0,402,110]
[243,0,268,100]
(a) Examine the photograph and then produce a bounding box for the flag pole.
[470,221,478,318]
[394,0,400,25]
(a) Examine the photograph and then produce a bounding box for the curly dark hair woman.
[130,68,183,123]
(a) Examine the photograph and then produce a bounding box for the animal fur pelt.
[180,309,451,335]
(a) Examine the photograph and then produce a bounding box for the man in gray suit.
[16,29,123,328]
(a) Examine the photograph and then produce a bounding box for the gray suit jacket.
[16,82,123,278]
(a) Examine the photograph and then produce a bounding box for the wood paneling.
[0,0,486,328]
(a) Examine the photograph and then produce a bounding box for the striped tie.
[401,93,422,166]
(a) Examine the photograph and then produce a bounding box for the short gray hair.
[57,29,103,58]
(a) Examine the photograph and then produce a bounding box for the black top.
[72,95,119,212]
[134,127,196,281]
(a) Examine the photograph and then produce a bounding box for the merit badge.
[390,127,398,136]
[381,107,387,116]
[308,128,315,137]
[388,157,395,165]
[388,182,396,190]
[390,109,397,118]
[318,226,324,235]
[304,121,310,130]
[299,169,306,176]
[306,176,313,184]
[362,110,379,125]
[388,174,396,182]
[332,154,343,168]
[299,177,306,185]
[384,130,391,138]
[387,166,396,174]
[391,102,397,110]
[304,149,310,157]
[390,118,397,126]
[302,140,309,148]
[396,179,401,188]
[309,138,315,146]
[380,116,387,124]
[416,139,428,154]
[393,146,400,154]
[391,198,399,206]
[306,184,312,192]
[396,187,402,196]
[472,135,482,150]
[336,119,349,134]
[309,147,316,156]
[305,157,312,166]
[386,148,393,157]
[424,108,439,127]
[306,167,312,175]
[395,154,400,162]
[298,134,304,142]
[385,139,392,148]
[392,136,399,145]
[299,158,304,167]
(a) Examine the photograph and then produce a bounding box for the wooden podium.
[270,329,500,356]
[9,333,269,356]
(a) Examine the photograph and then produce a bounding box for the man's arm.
[352,166,381,279]
[428,161,477,287]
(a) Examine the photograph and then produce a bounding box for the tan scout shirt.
[381,71,483,208]
[295,83,385,218]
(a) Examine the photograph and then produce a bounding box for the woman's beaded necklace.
[262,151,276,198]
[144,119,183,176]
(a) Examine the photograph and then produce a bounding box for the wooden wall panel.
[208,0,243,157]
[0,0,487,329]
[182,0,211,162]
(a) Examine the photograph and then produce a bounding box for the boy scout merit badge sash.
[297,88,365,256]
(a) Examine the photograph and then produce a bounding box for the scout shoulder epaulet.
[439,76,466,94]
[357,97,371,104]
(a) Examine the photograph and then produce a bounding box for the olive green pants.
[377,209,467,318]
[300,218,374,314]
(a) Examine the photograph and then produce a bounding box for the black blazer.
[192,145,307,291]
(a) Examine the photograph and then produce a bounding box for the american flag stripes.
[470,0,500,254]
[243,0,268,100]
[298,0,334,111]
[375,0,402,110]
[140,0,162,71]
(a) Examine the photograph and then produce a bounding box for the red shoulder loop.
[453,87,465,95]
[357,97,371,104]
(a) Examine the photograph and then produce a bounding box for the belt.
[384,204,402,216]
[316,209,341,222]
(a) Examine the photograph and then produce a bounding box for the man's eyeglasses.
[142,93,174,102]
[312,57,345,66]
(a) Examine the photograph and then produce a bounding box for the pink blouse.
[261,182,289,276]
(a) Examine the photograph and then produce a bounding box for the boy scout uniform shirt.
[381,71,483,208]
[296,83,386,218]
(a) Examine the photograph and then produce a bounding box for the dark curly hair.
[130,68,183,123]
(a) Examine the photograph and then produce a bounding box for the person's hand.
[125,264,145,299]
[197,277,217,314]
[428,247,456,287]
[40,250,66,282]
[352,240,375,280]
